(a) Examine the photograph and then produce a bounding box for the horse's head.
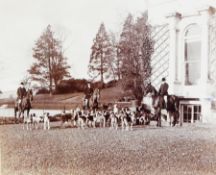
[27,89,33,101]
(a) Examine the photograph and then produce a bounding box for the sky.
[0,0,149,92]
[0,0,216,92]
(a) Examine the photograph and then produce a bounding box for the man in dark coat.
[84,83,93,109]
[158,77,169,109]
[15,82,27,122]
[17,82,27,100]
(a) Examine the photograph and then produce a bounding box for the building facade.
[149,5,216,124]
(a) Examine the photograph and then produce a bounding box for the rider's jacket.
[17,87,27,99]
[84,87,93,99]
[158,82,169,96]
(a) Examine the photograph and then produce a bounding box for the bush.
[55,79,120,94]
[92,81,104,89]
[55,78,88,94]
[36,88,50,94]
[105,80,118,88]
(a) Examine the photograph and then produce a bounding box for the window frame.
[183,24,201,86]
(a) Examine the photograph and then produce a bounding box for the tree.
[28,25,71,94]
[118,13,154,102]
[88,23,113,85]
[107,31,122,80]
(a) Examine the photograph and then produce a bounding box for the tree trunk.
[48,56,53,95]
[100,53,104,86]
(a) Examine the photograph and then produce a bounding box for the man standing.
[158,77,169,109]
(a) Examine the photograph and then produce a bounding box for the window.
[182,104,201,123]
[184,25,201,85]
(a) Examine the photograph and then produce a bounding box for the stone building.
[148,1,216,124]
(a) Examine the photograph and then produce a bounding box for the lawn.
[1,123,216,175]
[0,85,126,110]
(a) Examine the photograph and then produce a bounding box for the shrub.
[105,80,118,88]
[55,79,88,94]
[36,88,50,94]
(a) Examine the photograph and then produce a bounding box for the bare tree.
[28,25,71,94]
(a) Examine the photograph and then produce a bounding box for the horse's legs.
[103,117,106,127]
[145,113,150,125]
[115,118,118,130]
[14,107,18,123]
[172,111,178,126]
[27,108,30,118]
[156,109,162,127]
[167,112,171,126]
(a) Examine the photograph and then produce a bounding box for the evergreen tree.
[108,31,122,80]
[88,23,113,84]
[28,25,70,94]
[118,13,154,102]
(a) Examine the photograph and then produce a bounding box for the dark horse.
[166,95,179,126]
[142,84,179,127]
[152,94,180,126]
[14,89,33,123]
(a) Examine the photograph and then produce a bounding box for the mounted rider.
[158,77,169,109]
[17,82,27,103]
[14,82,27,122]
[84,83,93,109]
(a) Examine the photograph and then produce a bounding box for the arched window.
[184,24,201,85]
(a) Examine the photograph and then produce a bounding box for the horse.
[166,95,179,126]
[142,88,179,127]
[15,89,33,124]
[91,88,100,110]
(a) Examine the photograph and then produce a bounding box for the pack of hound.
[22,97,179,130]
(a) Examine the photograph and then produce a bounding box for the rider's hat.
[162,77,166,81]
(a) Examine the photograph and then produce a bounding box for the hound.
[23,113,32,130]
[76,110,87,129]
[86,110,95,127]
[31,113,43,129]
[93,111,106,128]
[110,111,119,130]
[43,112,50,130]
[121,109,136,131]
[60,111,74,128]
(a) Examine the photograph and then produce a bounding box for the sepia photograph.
[1,0,216,174]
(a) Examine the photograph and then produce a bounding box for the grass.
[1,123,216,175]
[0,85,127,110]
